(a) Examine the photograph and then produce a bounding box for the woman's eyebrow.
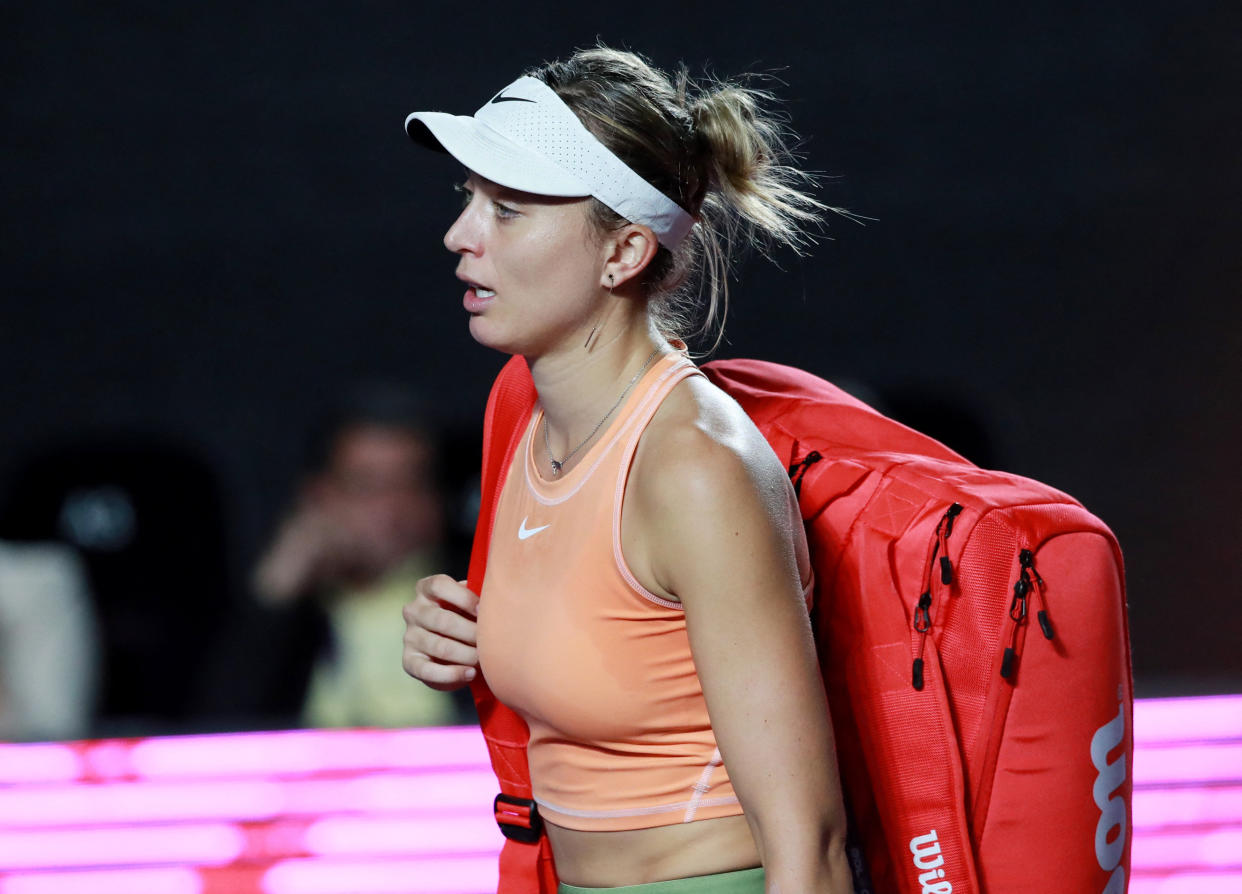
[493,185,528,202]
[466,172,577,206]
[463,172,520,200]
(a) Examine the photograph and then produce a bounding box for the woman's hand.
[402,574,479,691]
[252,507,345,604]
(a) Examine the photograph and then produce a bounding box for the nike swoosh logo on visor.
[518,517,551,540]
[490,88,536,104]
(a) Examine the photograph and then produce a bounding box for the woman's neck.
[527,316,667,466]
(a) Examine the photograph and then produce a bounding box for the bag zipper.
[911,502,963,690]
[1000,548,1055,679]
[787,448,823,497]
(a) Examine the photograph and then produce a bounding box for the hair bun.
[690,81,824,253]
[531,45,855,353]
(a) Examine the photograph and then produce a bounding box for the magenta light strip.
[1134,743,1242,786]
[267,769,495,817]
[261,855,497,894]
[0,770,496,829]
[1133,785,1242,829]
[0,744,82,785]
[0,814,502,867]
[130,727,489,780]
[302,815,503,857]
[1130,827,1242,871]
[0,823,244,872]
[0,779,283,828]
[345,769,497,812]
[0,867,203,894]
[1134,694,1242,745]
[1129,873,1242,893]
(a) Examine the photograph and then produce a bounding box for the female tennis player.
[401,46,851,894]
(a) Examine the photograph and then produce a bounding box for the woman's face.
[444,172,607,357]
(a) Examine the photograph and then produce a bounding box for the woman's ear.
[601,224,658,290]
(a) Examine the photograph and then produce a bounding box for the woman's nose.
[443,207,479,255]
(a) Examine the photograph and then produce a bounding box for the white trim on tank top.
[522,355,691,506]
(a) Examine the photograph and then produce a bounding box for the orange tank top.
[476,351,744,832]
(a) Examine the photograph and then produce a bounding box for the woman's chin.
[468,314,519,355]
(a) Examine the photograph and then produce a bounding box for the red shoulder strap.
[464,356,556,894]
[466,354,536,595]
[701,358,969,464]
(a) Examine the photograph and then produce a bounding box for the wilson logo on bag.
[1091,702,1129,894]
[909,830,954,893]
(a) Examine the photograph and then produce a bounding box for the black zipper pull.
[787,450,823,497]
[909,503,964,691]
[1000,574,1029,679]
[998,640,1018,675]
[1020,549,1055,640]
[1010,575,1030,623]
[912,591,932,690]
[943,502,964,536]
[938,503,962,585]
[1000,646,1017,679]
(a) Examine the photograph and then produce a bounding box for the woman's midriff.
[546,813,761,887]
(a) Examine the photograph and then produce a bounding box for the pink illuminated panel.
[0,743,81,785]
[0,823,243,870]
[128,727,490,780]
[1,868,203,894]
[1131,694,1242,892]
[1134,693,1242,744]
[302,816,501,857]
[0,695,1237,893]
[0,728,503,894]
[1133,785,1242,828]
[262,857,498,894]
[0,770,498,829]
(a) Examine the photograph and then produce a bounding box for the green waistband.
[557,866,764,894]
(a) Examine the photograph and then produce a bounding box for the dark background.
[3,1,1239,709]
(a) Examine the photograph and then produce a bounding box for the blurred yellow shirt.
[302,555,459,729]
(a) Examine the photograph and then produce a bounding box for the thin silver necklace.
[543,347,662,477]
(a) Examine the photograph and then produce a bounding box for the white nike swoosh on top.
[518,517,551,540]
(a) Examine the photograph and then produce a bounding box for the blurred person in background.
[254,384,463,729]
[199,384,469,729]
[0,539,99,740]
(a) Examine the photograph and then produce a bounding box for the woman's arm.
[627,383,851,893]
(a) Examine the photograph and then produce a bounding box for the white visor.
[405,76,695,249]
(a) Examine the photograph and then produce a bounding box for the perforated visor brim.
[405,111,592,198]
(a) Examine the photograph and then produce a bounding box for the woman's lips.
[463,286,496,314]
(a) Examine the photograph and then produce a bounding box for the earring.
[584,275,615,350]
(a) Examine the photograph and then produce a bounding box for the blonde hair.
[531,46,850,352]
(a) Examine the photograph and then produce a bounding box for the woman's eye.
[453,182,472,208]
[493,202,519,220]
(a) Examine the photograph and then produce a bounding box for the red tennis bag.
[466,356,1133,894]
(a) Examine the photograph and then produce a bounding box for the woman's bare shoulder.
[630,374,790,521]
[625,372,808,606]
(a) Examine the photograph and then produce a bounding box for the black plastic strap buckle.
[494,793,543,843]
